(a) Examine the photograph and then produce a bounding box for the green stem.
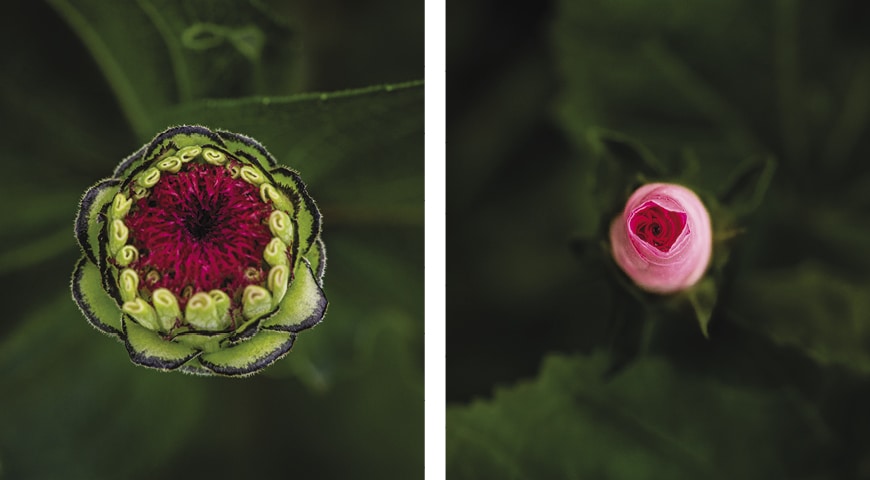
[48,0,152,138]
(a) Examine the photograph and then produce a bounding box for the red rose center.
[629,201,687,253]
[124,163,273,308]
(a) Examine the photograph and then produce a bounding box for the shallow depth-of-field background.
[0,1,422,478]
[448,1,870,478]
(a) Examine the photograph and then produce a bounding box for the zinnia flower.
[72,125,327,376]
[609,183,712,294]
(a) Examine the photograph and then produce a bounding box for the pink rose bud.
[609,183,712,294]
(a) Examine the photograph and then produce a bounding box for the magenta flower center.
[124,163,273,308]
[629,201,687,253]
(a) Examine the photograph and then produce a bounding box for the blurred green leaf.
[552,0,769,182]
[731,262,870,375]
[0,293,206,479]
[448,352,832,480]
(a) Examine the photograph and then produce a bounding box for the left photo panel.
[0,1,423,479]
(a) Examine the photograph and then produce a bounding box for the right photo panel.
[448,1,870,478]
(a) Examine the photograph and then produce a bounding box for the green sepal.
[111,144,147,180]
[686,277,718,339]
[176,359,217,376]
[74,178,120,267]
[198,329,295,376]
[587,127,666,178]
[270,166,322,257]
[304,237,327,287]
[71,256,123,337]
[173,331,230,353]
[261,260,327,333]
[217,129,278,170]
[122,317,201,371]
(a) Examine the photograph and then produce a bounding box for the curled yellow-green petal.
[131,184,148,200]
[115,245,139,267]
[267,265,289,307]
[202,148,226,165]
[138,167,161,188]
[209,289,231,325]
[263,237,288,267]
[109,219,129,256]
[259,183,293,213]
[156,155,182,173]
[242,285,272,320]
[119,268,139,302]
[152,288,181,332]
[185,292,228,331]
[111,192,133,220]
[177,145,202,163]
[123,298,159,331]
[268,210,294,246]
[239,165,266,185]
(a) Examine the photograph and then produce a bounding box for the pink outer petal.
[609,183,712,294]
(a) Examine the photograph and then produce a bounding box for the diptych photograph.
[3,0,870,479]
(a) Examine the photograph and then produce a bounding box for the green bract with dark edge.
[72,125,327,376]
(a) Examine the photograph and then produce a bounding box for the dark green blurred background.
[449,0,870,478]
[0,1,422,479]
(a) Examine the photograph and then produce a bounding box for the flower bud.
[609,183,712,294]
[72,125,328,376]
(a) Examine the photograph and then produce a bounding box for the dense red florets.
[124,163,273,308]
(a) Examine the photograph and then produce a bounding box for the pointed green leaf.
[261,261,327,333]
[199,329,295,376]
[732,262,870,374]
[71,256,123,336]
[123,317,200,370]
